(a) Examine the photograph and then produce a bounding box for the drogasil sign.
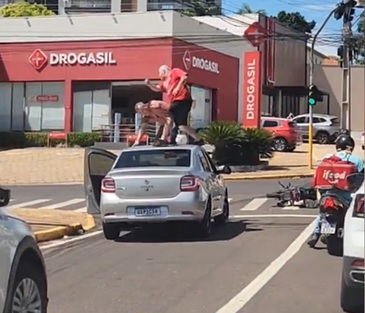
[28,49,117,70]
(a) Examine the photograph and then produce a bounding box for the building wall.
[171,39,240,121]
[308,65,364,133]
[306,47,326,65]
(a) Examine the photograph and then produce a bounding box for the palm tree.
[238,3,266,15]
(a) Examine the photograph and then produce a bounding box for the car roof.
[295,113,337,119]
[261,116,289,122]
[122,144,200,153]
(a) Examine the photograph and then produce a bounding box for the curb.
[34,213,96,243]
[1,181,84,186]
[223,173,314,181]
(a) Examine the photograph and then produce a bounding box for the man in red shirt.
[133,100,172,146]
[145,65,203,145]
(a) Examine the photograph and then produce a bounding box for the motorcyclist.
[307,134,364,248]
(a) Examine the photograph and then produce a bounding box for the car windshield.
[114,149,191,168]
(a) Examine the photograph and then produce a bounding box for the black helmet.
[335,134,355,151]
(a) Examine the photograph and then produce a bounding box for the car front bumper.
[100,192,207,224]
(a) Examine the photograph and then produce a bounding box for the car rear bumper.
[101,192,206,224]
[343,256,365,288]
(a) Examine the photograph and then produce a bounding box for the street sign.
[244,22,267,47]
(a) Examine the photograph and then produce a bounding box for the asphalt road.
[36,178,349,313]
[7,178,311,205]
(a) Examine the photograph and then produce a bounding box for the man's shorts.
[169,98,192,127]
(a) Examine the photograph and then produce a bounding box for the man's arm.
[172,69,188,94]
[145,79,162,92]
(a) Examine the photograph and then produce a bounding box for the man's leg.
[307,214,321,248]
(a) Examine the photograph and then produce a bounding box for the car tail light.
[351,259,364,267]
[353,194,364,218]
[101,177,116,193]
[180,175,199,192]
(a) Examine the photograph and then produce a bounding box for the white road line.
[215,218,317,313]
[230,214,316,219]
[282,206,300,210]
[7,199,51,209]
[240,198,268,211]
[41,230,103,251]
[74,207,87,213]
[38,198,85,210]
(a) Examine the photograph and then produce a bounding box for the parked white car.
[341,176,364,313]
[0,190,48,313]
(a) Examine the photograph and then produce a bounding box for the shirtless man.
[133,100,172,147]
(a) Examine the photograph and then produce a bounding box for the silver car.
[0,190,48,313]
[84,145,232,240]
[292,113,343,144]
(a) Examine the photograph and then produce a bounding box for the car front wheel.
[7,261,48,313]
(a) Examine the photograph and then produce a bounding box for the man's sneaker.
[307,234,320,248]
[153,139,168,147]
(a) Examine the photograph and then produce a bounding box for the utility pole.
[340,1,356,132]
[308,8,336,169]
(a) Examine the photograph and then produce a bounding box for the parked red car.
[261,116,302,152]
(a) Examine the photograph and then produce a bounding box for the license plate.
[321,221,336,234]
[134,208,161,216]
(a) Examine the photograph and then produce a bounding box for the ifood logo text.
[182,50,219,74]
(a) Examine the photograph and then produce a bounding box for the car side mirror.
[0,188,10,207]
[217,165,232,175]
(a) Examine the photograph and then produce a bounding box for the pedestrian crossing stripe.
[6,197,314,212]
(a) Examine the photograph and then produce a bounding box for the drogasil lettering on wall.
[192,56,219,74]
[49,52,117,65]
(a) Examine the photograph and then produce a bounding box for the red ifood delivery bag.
[313,155,358,190]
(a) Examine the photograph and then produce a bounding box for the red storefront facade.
[0,38,239,133]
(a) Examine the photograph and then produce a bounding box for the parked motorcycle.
[319,173,364,256]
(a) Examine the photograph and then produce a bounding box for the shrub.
[0,132,101,148]
[200,122,274,166]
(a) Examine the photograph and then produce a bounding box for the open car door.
[84,148,117,215]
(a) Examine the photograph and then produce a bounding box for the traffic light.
[308,85,323,106]
[334,0,357,21]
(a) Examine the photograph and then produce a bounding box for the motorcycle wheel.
[326,235,343,256]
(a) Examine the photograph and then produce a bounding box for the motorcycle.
[266,181,318,208]
[319,173,364,256]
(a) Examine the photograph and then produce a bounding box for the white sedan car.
[341,175,364,313]
[0,189,48,313]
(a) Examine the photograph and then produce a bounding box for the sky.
[222,0,364,56]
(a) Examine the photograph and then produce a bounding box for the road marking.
[240,198,268,211]
[282,206,300,210]
[74,207,87,213]
[38,198,85,210]
[231,214,316,219]
[7,199,51,209]
[41,230,103,251]
[215,218,316,313]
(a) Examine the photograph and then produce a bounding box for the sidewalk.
[7,208,95,243]
[0,143,362,185]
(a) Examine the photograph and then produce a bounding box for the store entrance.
[111,82,162,126]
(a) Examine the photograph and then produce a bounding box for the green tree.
[0,2,55,17]
[181,0,220,16]
[272,11,316,33]
[237,3,267,15]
